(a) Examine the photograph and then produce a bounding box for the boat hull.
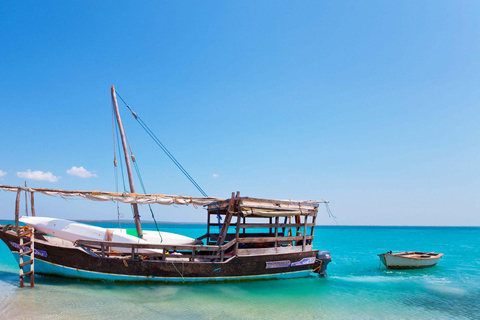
[379,253,442,269]
[0,229,329,283]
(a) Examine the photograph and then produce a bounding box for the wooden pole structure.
[30,192,36,217]
[111,86,143,238]
[15,189,21,230]
[24,182,29,216]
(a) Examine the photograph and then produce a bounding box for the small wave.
[425,285,468,296]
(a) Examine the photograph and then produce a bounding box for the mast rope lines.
[112,99,163,241]
[115,91,223,229]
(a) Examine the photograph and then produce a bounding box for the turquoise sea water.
[0,221,479,320]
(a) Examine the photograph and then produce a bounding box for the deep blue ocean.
[0,221,479,319]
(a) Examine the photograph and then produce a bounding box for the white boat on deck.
[19,216,199,254]
[378,251,443,269]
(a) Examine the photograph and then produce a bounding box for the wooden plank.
[19,260,33,268]
[206,207,211,244]
[237,245,313,256]
[210,232,275,242]
[274,216,279,247]
[76,238,236,251]
[240,223,315,229]
[19,250,33,256]
[238,235,313,244]
[20,241,32,247]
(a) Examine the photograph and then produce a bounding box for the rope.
[210,202,223,230]
[171,261,186,283]
[115,90,223,228]
[114,112,128,193]
[113,104,129,229]
[325,202,338,225]
[113,98,163,241]
[132,158,163,242]
[115,92,208,198]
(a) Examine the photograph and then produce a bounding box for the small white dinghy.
[19,216,199,254]
[378,251,443,269]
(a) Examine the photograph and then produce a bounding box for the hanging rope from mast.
[112,100,127,229]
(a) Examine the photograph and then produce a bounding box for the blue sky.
[0,1,479,225]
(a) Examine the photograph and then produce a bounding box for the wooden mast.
[111,86,143,238]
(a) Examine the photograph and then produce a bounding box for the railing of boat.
[75,238,238,262]
[75,231,315,263]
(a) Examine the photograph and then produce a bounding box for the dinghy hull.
[378,251,443,269]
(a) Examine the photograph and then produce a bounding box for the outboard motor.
[314,251,331,277]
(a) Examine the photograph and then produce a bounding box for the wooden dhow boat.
[0,87,331,286]
[378,251,443,269]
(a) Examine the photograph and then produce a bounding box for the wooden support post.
[234,213,242,255]
[274,216,279,248]
[311,215,317,237]
[24,182,29,216]
[281,216,287,236]
[269,217,273,234]
[206,210,211,244]
[242,217,246,234]
[302,215,308,251]
[216,192,236,246]
[15,189,21,231]
[30,192,36,217]
[295,215,301,235]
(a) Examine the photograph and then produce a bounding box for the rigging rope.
[132,158,163,242]
[115,91,223,229]
[325,202,338,225]
[112,99,163,240]
[112,101,126,229]
[115,92,208,198]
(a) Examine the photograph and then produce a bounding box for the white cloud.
[66,166,97,178]
[212,173,219,178]
[0,170,6,178]
[17,170,60,182]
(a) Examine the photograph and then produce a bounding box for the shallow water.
[0,222,479,319]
